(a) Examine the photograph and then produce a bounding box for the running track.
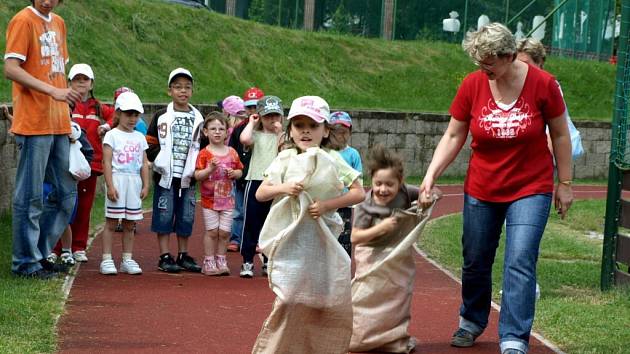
[57,185,606,353]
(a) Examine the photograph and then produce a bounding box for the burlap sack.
[252,148,353,354]
[349,203,435,353]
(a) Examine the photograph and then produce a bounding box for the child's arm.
[351,217,398,244]
[256,179,304,202]
[102,144,118,202]
[308,179,365,219]
[239,114,259,146]
[194,157,217,181]
[140,151,150,199]
[227,168,242,180]
[145,109,163,162]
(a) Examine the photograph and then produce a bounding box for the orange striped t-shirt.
[4,7,70,135]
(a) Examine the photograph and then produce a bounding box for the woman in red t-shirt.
[418,23,573,354]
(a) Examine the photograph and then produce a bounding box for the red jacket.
[71,98,114,174]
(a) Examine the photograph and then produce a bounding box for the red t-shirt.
[71,99,114,173]
[195,147,244,210]
[449,65,566,202]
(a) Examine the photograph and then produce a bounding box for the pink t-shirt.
[449,65,566,202]
[195,147,243,210]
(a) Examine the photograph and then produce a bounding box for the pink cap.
[222,95,246,116]
[287,96,330,123]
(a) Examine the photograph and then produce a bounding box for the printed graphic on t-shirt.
[171,111,194,178]
[479,98,532,139]
[104,130,148,174]
[201,156,235,210]
[39,29,64,76]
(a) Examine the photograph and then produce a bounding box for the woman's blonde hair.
[462,22,516,63]
[517,37,546,67]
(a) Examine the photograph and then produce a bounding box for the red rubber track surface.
[57,185,606,353]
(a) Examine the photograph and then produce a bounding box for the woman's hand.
[554,183,573,219]
[418,178,435,209]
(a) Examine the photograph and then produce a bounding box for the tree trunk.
[304,0,315,31]
[226,0,237,16]
[381,0,395,40]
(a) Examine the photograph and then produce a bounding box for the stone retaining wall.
[0,104,611,214]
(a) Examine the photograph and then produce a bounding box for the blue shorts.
[150,178,196,237]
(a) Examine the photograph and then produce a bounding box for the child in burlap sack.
[251,96,365,354]
[350,145,440,353]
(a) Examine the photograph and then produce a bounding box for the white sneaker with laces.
[100,259,117,275]
[120,259,142,275]
[240,262,254,278]
[60,252,76,266]
[47,253,58,264]
[73,250,88,262]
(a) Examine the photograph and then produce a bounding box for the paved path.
[57,185,606,353]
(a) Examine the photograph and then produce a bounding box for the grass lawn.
[0,185,153,353]
[419,199,630,353]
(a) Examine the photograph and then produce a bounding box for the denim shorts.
[151,179,196,237]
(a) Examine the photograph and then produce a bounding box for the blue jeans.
[151,179,196,237]
[230,183,245,244]
[12,135,77,274]
[458,193,551,354]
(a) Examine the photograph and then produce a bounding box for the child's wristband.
[559,180,572,186]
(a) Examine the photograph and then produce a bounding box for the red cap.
[242,87,264,106]
[114,87,133,102]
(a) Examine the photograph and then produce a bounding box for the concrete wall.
[0,104,612,214]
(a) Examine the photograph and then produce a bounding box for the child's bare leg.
[61,225,72,250]
[100,218,119,274]
[120,219,141,274]
[158,233,170,254]
[121,220,135,255]
[102,218,118,256]
[217,230,230,256]
[204,229,219,257]
[177,236,188,253]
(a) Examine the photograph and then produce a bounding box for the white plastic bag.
[68,123,91,181]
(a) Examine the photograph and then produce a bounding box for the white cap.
[68,63,94,80]
[168,67,193,86]
[115,91,144,113]
[287,96,330,123]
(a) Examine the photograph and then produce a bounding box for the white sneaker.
[239,262,254,278]
[120,259,142,275]
[100,259,117,275]
[73,250,88,262]
[47,253,58,264]
[60,252,76,266]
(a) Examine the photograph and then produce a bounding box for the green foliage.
[330,3,353,34]
[0,0,615,121]
[248,0,266,23]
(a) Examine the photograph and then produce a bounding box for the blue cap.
[329,111,352,128]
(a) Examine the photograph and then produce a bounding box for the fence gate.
[601,1,630,290]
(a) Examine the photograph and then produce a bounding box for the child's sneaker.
[120,259,142,275]
[158,253,180,273]
[202,256,220,276]
[261,262,268,277]
[60,252,76,267]
[46,253,58,264]
[240,262,254,278]
[177,253,202,273]
[100,259,117,275]
[216,255,230,275]
[73,250,88,262]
